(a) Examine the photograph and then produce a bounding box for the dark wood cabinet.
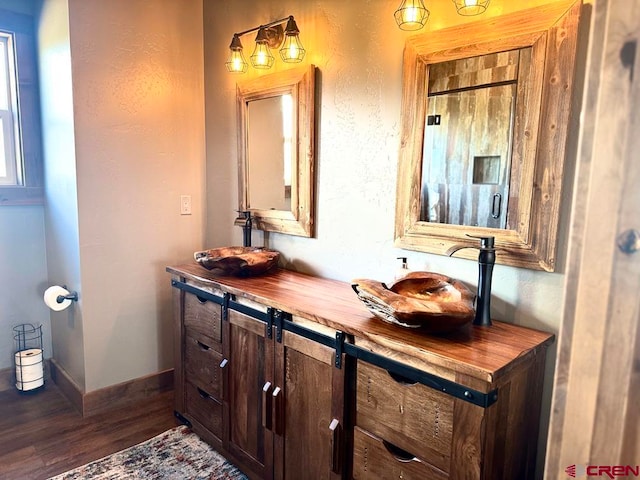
[225,307,273,478]
[274,328,345,480]
[169,264,554,480]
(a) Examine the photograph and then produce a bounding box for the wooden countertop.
[167,264,554,385]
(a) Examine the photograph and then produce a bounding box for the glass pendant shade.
[453,0,490,16]
[394,0,430,31]
[280,17,305,63]
[250,28,275,69]
[225,35,247,73]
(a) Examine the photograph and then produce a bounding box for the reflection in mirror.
[394,0,581,271]
[421,50,523,228]
[247,94,293,211]
[236,65,316,238]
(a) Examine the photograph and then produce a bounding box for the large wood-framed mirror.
[236,65,316,237]
[395,1,581,271]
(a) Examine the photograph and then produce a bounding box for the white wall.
[0,207,50,370]
[0,0,50,372]
[37,0,206,392]
[203,1,590,475]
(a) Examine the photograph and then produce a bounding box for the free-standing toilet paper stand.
[13,323,45,393]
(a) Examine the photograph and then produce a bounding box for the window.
[0,32,21,186]
[0,9,43,205]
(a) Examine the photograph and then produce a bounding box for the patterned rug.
[47,425,248,480]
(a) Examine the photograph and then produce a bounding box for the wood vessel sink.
[352,271,475,332]
[194,247,280,277]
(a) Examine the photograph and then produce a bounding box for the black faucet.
[237,210,252,247]
[446,235,496,327]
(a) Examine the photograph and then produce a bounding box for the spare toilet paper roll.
[44,285,72,311]
[14,348,42,367]
[15,349,44,390]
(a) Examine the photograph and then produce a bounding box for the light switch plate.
[180,195,192,215]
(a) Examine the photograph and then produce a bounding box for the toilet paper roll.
[15,349,44,391]
[14,348,42,367]
[44,285,72,311]
[16,364,43,382]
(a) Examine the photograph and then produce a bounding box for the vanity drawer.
[184,290,222,345]
[356,361,453,472]
[353,426,448,480]
[185,330,224,400]
[185,381,223,439]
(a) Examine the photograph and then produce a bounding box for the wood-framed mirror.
[235,65,316,237]
[395,1,581,271]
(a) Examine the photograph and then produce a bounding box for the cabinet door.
[273,329,346,480]
[225,309,274,479]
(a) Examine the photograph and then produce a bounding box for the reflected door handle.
[491,193,502,219]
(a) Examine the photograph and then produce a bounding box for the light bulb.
[394,0,430,31]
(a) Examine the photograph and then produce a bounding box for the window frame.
[0,9,43,206]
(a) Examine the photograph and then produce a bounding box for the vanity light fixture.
[452,0,490,16]
[226,35,248,73]
[225,15,306,73]
[394,0,430,31]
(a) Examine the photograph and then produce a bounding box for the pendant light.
[453,0,490,16]
[394,0,430,31]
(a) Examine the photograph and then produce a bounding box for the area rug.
[47,425,248,480]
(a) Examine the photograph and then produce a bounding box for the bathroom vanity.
[167,264,554,480]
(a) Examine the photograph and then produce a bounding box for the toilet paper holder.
[57,286,78,304]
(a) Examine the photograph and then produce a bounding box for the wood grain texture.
[168,264,553,385]
[395,0,582,271]
[277,337,337,480]
[226,309,271,479]
[356,361,453,472]
[169,265,553,480]
[352,427,449,480]
[236,65,316,238]
[545,0,640,475]
[0,383,176,480]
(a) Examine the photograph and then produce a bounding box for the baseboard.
[50,358,84,414]
[0,366,14,392]
[82,368,174,417]
[49,359,174,417]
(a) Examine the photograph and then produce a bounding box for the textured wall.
[67,0,205,391]
[39,0,85,387]
[204,1,590,476]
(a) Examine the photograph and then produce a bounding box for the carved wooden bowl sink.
[352,271,475,332]
[194,247,280,277]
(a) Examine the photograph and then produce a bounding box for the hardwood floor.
[0,381,178,479]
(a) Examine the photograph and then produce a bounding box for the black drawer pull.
[196,340,210,351]
[382,440,418,463]
[196,387,211,400]
[387,370,418,386]
[196,295,208,304]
